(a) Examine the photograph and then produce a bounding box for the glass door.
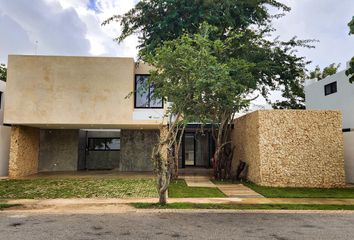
[184,133,195,166]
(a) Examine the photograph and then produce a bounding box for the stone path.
[183,176,217,188]
[182,176,264,198]
[215,184,264,198]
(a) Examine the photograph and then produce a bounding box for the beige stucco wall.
[232,110,345,188]
[8,126,39,178]
[4,55,163,129]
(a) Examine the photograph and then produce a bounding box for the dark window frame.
[324,81,337,96]
[88,137,120,151]
[134,74,164,109]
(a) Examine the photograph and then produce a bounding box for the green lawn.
[244,182,354,198]
[131,202,354,211]
[169,180,225,198]
[0,179,158,199]
[0,203,19,210]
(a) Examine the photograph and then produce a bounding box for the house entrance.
[180,130,214,168]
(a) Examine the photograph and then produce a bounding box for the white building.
[305,66,354,183]
[0,80,11,177]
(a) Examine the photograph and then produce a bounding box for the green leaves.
[349,16,354,35]
[346,58,354,83]
[346,17,354,83]
[0,64,6,82]
[105,0,314,110]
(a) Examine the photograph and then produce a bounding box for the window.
[88,138,120,151]
[135,75,163,108]
[0,91,2,110]
[324,82,337,96]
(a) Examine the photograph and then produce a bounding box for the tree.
[309,63,341,80]
[0,64,6,82]
[147,27,252,183]
[346,16,354,83]
[103,0,290,58]
[272,63,340,109]
[104,0,314,200]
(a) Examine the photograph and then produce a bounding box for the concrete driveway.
[1,210,354,239]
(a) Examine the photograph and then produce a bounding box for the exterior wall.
[305,69,354,184]
[305,70,354,129]
[38,129,79,172]
[231,111,262,183]
[4,55,164,129]
[0,127,11,176]
[85,130,120,170]
[0,81,11,176]
[344,132,354,183]
[232,110,345,188]
[8,126,39,178]
[120,129,159,171]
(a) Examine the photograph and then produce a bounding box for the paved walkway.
[215,184,264,198]
[182,176,264,198]
[183,176,217,188]
[6,197,354,206]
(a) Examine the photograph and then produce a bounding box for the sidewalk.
[2,197,354,214]
[5,197,354,206]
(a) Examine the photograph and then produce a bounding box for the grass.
[131,202,354,211]
[0,178,158,199]
[0,203,19,210]
[243,182,354,198]
[168,180,225,198]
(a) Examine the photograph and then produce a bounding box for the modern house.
[4,55,213,178]
[4,55,346,188]
[0,80,11,177]
[305,64,354,183]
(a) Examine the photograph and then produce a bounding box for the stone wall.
[232,110,345,188]
[8,126,39,178]
[38,129,79,172]
[231,111,262,183]
[120,129,159,171]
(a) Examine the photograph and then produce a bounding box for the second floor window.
[324,81,337,96]
[135,75,163,108]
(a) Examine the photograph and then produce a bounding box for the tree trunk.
[159,190,167,204]
[213,113,234,180]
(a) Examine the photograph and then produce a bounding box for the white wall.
[344,132,354,183]
[305,70,354,129]
[305,70,354,183]
[0,81,11,176]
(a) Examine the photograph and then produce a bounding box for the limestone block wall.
[232,110,345,188]
[9,126,40,178]
[231,111,262,183]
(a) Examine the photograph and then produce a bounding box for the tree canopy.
[272,63,340,109]
[104,0,313,108]
[309,63,341,81]
[103,0,290,57]
[0,64,6,82]
[104,0,316,184]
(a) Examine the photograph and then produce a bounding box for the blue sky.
[87,0,102,13]
[0,0,353,72]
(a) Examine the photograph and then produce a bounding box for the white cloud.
[0,0,138,64]
[272,0,354,70]
[0,0,353,75]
